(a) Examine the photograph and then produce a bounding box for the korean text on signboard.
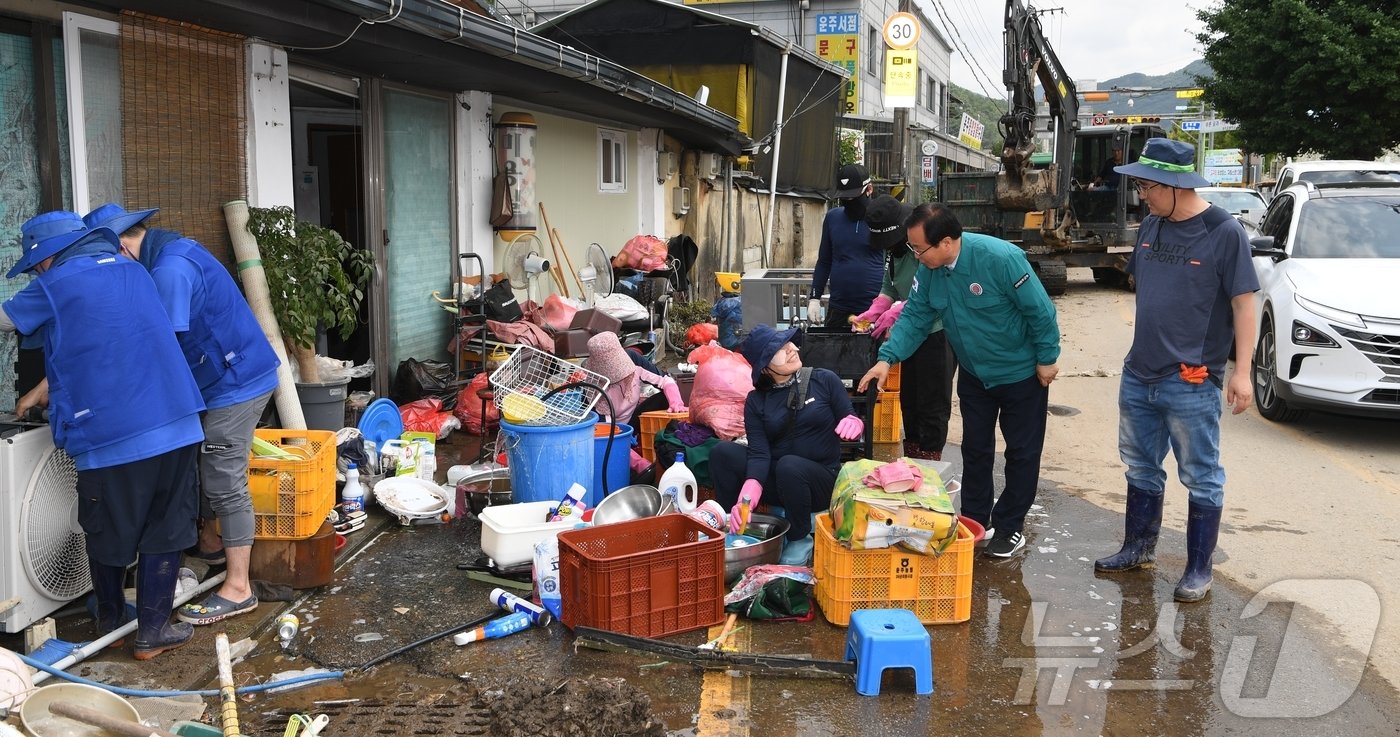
[815,13,860,114]
[958,112,984,149]
[884,48,917,109]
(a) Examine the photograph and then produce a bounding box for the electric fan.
[577,242,614,306]
[502,233,551,305]
[0,422,88,633]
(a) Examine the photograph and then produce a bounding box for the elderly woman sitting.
[708,324,864,565]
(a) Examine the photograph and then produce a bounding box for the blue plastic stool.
[844,608,934,696]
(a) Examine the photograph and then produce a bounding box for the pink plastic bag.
[689,351,753,441]
[612,235,669,272]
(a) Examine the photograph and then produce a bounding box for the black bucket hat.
[865,195,912,250]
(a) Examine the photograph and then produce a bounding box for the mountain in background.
[950,60,1213,151]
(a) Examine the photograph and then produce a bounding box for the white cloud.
[921,0,1207,95]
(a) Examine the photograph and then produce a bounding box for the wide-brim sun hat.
[585,331,638,385]
[82,203,158,236]
[740,323,802,385]
[9,211,119,279]
[865,194,913,250]
[1113,138,1211,189]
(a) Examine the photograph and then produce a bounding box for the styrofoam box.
[479,501,580,567]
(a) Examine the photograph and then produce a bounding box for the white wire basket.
[488,345,610,426]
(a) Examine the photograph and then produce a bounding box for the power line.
[924,0,1000,97]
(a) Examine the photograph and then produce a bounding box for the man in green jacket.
[859,203,1061,557]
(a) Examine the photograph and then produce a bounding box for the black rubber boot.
[1094,486,1164,572]
[89,558,132,645]
[133,552,193,661]
[1174,501,1222,603]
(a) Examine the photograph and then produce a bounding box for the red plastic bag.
[454,372,500,435]
[533,293,579,332]
[400,397,458,438]
[612,235,669,272]
[687,342,742,366]
[685,322,719,349]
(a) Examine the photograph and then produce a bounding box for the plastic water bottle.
[658,453,698,513]
[417,441,437,482]
[342,463,365,513]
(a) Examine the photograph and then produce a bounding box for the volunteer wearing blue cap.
[1094,138,1258,603]
[708,324,865,565]
[84,204,280,626]
[858,204,1061,559]
[1,211,205,661]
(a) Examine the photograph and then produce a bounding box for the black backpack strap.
[1200,204,1235,232]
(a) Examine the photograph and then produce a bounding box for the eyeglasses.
[906,240,934,256]
[1132,179,1161,194]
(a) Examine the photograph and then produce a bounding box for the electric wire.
[924,0,1000,97]
[945,0,1003,82]
[284,0,404,51]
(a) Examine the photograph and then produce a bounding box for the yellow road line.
[695,618,751,735]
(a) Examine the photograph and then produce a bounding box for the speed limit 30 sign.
[882,12,920,50]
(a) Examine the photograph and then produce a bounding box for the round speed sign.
[882,12,921,50]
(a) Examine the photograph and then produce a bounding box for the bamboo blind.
[120,12,245,264]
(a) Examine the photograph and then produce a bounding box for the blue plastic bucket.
[500,413,597,507]
[592,422,634,505]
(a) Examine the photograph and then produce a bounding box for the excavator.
[940,0,1168,294]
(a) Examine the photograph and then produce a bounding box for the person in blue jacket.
[859,203,1061,559]
[84,204,281,627]
[708,324,865,565]
[808,164,885,329]
[2,211,205,661]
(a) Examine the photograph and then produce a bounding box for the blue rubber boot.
[88,558,133,645]
[1094,486,1164,572]
[777,513,819,566]
[133,552,193,661]
[1174,502,1221,603]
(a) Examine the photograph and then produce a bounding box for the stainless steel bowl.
[456,468,512,516]
[591,484,663,526]
[724,513,790,583]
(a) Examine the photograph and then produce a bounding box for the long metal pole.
[763,43,792,265]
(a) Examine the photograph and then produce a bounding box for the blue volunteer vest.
[158,238,279,404]
[35,255,205,456]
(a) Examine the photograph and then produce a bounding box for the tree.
[1197,0,1400,159]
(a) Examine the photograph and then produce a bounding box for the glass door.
[369,84,454,387]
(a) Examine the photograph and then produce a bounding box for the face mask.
[842,195,869,220]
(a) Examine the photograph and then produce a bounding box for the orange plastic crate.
[638,410,689,463]
[885,364,902,391]
[248,429,336,540]
[558,514,725,638]
[872,394,903,443]
[814,512,973,626]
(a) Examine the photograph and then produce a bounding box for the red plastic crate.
[558,514,725,638]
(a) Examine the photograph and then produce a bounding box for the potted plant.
[243,206,373,384]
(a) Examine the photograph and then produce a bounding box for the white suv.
[1273,160,1400,195]
[1249,181,1400,421]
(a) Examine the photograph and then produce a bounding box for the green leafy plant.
[244,206,372,382]
[667,297,713,348]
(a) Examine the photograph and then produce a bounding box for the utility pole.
[892,0,912,198]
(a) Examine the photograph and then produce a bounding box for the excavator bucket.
[995,165,1059,212]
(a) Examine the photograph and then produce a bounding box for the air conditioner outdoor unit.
[698,152,722,180]
[0,421,89,633]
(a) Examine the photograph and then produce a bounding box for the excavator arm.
[996,0,1079,212]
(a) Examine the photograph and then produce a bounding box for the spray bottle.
[452,611,533,646]
[490,587,552,627]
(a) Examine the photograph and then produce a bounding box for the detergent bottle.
[342,463,365,513]
[658,452,698,513]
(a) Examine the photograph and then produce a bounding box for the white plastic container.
[479,501,580,567]
[658,452,698,512]
[342,463,365,513]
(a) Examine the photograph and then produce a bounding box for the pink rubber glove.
[729,479,763,533]
[853,294,894,326]
[660,377,688,414]
[871,301,905,339]
[835,414,865,441]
